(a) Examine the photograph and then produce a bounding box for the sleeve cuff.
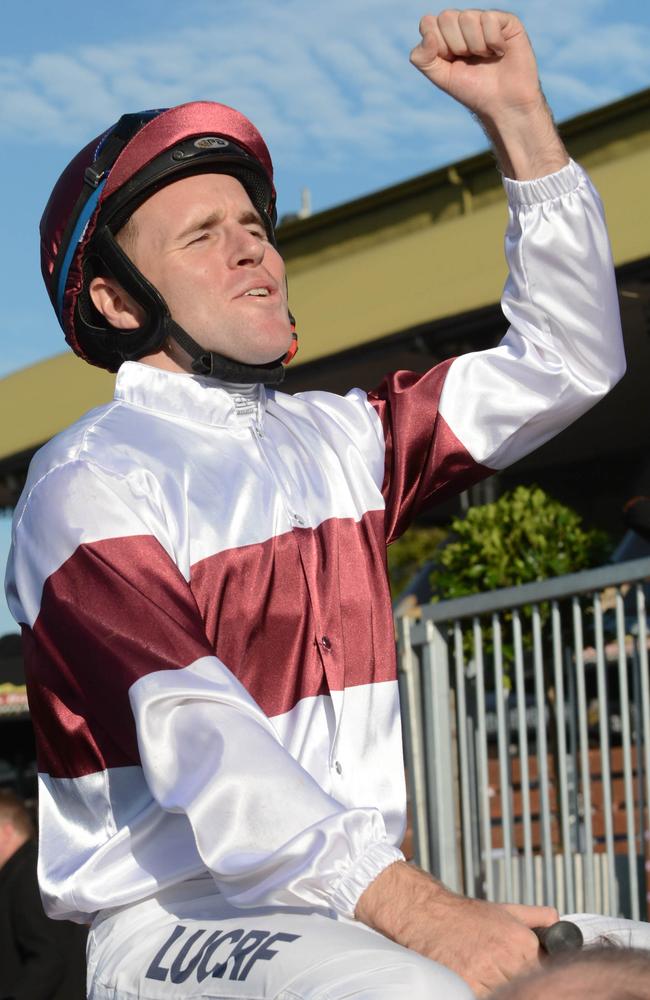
[329,840,405,918]
[502,158,585,207]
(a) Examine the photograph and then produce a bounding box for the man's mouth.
[244,287,271,297]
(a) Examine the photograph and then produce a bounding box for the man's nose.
[228,225,265,267]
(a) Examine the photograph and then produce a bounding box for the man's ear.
[89,275,146,330]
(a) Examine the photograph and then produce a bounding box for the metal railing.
[397,557,650,920]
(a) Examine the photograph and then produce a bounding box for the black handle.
[534,920,584,955]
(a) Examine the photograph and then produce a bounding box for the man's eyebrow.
[174,208,265,241]
[174,210,221,241]
[238,209,265,227]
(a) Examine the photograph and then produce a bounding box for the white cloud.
[2,9,413,155]
[542,72,614,112]
[1,0,648,198]
[550,22,650,87]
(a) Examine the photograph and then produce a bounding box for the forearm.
[355,861,559,997]
[478,95,569,180]
[355,860,455,945]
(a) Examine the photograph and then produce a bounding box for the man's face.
[124,172,292,367]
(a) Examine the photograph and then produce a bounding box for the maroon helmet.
[40,102,297,382]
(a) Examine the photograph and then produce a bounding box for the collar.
[114,361,266,429]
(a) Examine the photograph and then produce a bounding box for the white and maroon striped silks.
[5,159,624,924]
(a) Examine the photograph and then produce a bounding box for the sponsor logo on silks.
[145,923,301,984]
[194,137,229,149]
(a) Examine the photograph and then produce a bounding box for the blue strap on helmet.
[56,179,107,321]
[54,110,164,322]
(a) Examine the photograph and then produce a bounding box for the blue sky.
[1,0,650,635]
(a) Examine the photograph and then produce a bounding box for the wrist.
[479,90,547,132]
[331,840,405,918]
[479,96,569,180]
[355,861,457,944]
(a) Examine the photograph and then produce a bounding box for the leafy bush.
[427,486,612,678]
[433,485,610,599]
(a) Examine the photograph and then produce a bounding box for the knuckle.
[481,9,499,26]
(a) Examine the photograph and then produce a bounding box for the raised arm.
[366,9,624,547]
[355,10,623,996]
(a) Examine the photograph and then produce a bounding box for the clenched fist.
[410,9,568,179]
[410,9,543,121]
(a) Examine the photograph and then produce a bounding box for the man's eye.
[188,232,210,245]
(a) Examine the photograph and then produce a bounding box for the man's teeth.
[245,288,269,296]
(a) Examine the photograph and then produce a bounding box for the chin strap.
[166,318,298,386]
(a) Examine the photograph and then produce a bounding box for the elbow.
[562,346,626,413]
[599,346,626,394]
[611,351,627,387]
[602,315,627,390]
[581,328,626,397]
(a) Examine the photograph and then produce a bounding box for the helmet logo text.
[194,137,229,149]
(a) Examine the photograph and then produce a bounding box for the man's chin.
[240,334,294,367]
[190,321,293,368]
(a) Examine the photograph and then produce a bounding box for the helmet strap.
[166,317,289,385]
[85,227,294,384]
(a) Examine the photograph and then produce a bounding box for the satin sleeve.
[6,459,402,918]
[365,159,625,543]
